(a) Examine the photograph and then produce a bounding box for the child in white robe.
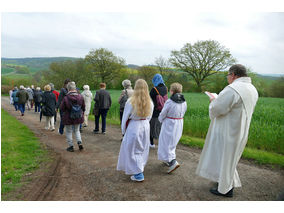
[157,83,187,174]
[117,79,153,182]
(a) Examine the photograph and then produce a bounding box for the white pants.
[65,124,82,147]
[45,116,55,130]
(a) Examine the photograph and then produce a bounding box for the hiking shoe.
[51,128,55,131]
[93,130,99,134]
[102,131,106,135]
[210,187,234,198]
[130,173,144,182]
[149,144,155,149]
[167,161,180,174]
[66,146,74,152]
[78,142,83,151]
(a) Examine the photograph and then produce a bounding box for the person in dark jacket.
[33,87,42,113]
[60,81,85,152]
[11,87,19,111]
[42,84,57,131]
[50,83,59,124]
[149,74,168,148]
[16,85,29,116]
[93,83,112,134]
[56,79,71,135]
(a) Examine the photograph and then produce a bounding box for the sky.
[1,2,284,75]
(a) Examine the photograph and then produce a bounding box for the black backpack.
[67,96,82,119]
[119,89,128,110]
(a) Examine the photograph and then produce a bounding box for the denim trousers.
[65,124,82,147]
[95,109,108,132]
[18,103,25,114]
[35,102,41,112]
[14,102,18,111]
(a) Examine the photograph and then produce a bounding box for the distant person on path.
[118,79,134,122]
[93,83,112,134]
[196,64,258,198]
[31,85,35,108]
[81,85,93,127]
[149,74,168,148]
[50,83,59,124]
[41,84,56,131]
[16,85,29,116]
[60,81,85,152]
[157,83,187,174]
[117,79,153,182]
[56,79,71,135]
[26,86,34,110]
[33,87,42,113]
[11,87,19,111]
[9,89,14,105]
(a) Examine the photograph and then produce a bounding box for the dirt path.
[2,97,284,201]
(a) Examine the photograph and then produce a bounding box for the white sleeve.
[158,100,170,123]
[121,100,132,135]
[209,87,239,120]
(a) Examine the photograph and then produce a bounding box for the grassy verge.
[105,117,284,168]
[1,108,49,197]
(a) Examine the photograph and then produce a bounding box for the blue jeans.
[59,110,65,134]
[14,102,18,111]
[95,109,108,132]
[18,103,25,114]
[35,102,41,112]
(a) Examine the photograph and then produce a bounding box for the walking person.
[149,74,168,148]
[81,85,93,127]
[117,79,154,182]
[157,83,187,174]
[33,87,42,113]
[60,82,85,152]
[16,85,29,116]
[9,89,14,105]
[41,84,56,131]
[196,64,258,197]
[56,79,71,135]
[50,83,59,124]
[11,87,19,111]
[93,83,112,134]
[26,86,34,110]
[118,79,134,122]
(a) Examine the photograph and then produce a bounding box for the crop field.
[90,90,284,155]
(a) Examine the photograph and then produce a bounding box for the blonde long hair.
[130,79,152,117]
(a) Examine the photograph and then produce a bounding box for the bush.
[1,85,13,94]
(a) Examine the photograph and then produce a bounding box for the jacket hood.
[170,93,185,103]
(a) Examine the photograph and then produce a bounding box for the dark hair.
[63,79,71,88]
[229,64,248,77]
[100,83,106,88]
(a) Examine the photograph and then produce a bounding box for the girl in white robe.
[157,83,187,174]
[81,85,93,127]
[117,79,153,182]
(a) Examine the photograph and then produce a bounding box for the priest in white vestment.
[196,64,258,197]
[158,83,187,174]
[117,79,154,182]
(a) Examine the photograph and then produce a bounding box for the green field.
[91,90,284,156]
[1,109,48,197]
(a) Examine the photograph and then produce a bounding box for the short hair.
[100,83,106,88]
[122,79,131,88]
[83,85,90,90]
[170,83,183,94]
[49,83,55,90]
[20,85,24,89]
[64,78,71,85]
[67,81,76,91]
[44,84,51,91]
[229,64,248,77]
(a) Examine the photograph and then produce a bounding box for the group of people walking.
[9,64,258,198]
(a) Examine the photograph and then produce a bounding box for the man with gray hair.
[60,81,85,152]
[196,64,258,197]
[118,79,134,122]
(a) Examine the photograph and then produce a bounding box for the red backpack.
[154,87,168,111]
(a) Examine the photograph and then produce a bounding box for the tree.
[154,55,170,75]
[85,48,126,83]
[169,40,236,91]
[138,66,158,85]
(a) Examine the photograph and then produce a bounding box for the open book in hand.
[205,91,218,99]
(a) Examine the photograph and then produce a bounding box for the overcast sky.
[2,12,284,74]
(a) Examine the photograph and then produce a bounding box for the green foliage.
[269,77,284,98]
[170,40,236,91]
[1,109,48,196]
[137,66,158,85]
[85,48,126,83]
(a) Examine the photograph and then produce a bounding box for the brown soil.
[2,97,284,201]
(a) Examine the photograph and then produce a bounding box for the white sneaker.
[167,161,180,174]
[130,175,144,182]
[149,144,155,149]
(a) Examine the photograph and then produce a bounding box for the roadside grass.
[1,108,48,196]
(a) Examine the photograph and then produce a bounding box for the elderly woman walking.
[117,79,154,182]
[41,84,57,131]
[81,85,93,127]
[118,79,134,122]
[149,74,168,148]
[60,82,85,152]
